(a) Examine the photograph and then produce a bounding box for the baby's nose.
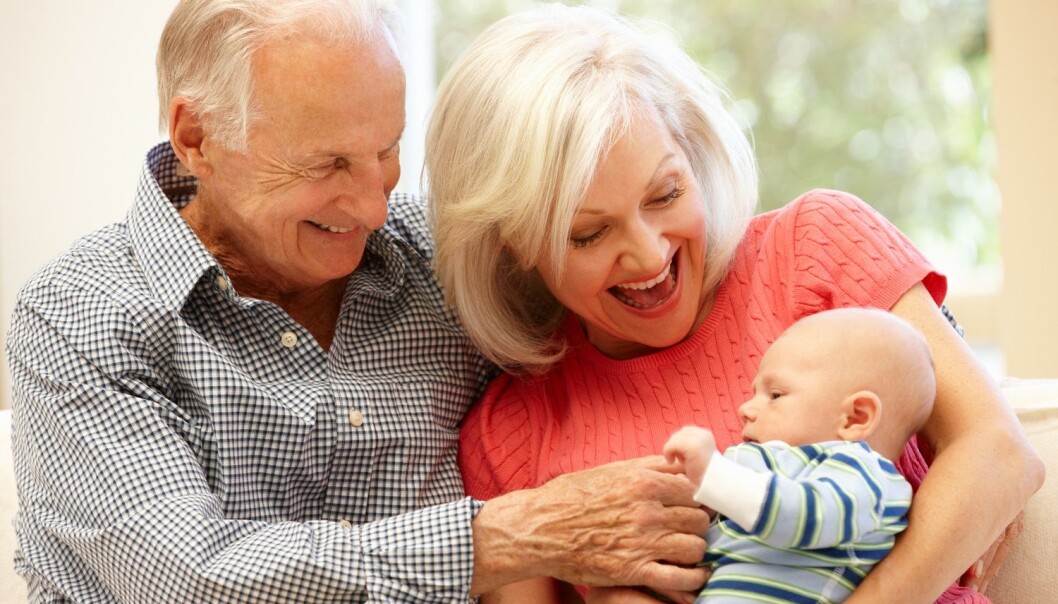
[737,400,755,422]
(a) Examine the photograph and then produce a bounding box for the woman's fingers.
[960,511,1024,592]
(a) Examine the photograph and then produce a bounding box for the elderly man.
[6,1,709,602]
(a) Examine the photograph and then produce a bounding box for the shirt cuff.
[693,451,772,530]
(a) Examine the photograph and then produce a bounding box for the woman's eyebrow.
[643,153,678,192]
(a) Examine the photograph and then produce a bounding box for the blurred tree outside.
[434,0,996,287]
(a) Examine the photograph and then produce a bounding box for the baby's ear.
[838,391,882,442]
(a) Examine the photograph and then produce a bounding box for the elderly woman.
[426,4,1043,604]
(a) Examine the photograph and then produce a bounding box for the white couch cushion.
[985,378,1058,603]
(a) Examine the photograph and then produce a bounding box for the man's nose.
[338,160,390,231]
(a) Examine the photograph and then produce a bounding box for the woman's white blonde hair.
[156,0,400,151]
[426,3,758,371]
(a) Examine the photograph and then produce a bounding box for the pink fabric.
[459,190,976,603]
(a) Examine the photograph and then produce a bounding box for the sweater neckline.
[561,278,730,373]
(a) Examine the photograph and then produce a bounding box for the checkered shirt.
[7,142,495,603]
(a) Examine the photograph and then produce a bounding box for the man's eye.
[379,144,400,160]
[333,157,350,171]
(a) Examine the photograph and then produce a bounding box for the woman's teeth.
[313,222,352,234]
[615,261,672,291]
[608,258,679,309]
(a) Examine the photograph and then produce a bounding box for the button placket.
[280,331,298,348]
[348,409,365,427]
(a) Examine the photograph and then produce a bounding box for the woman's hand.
[960,511,1025,593]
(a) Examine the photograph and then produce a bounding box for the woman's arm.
[847,282,1045,603]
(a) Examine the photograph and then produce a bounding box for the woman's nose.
[618,219,669,274]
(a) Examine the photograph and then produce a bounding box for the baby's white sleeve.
[693,449,772,531]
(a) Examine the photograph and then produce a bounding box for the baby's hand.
[662,426,716,488]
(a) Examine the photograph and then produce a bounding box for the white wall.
[0,1,434,409]
[992,0,1058,379]
[0,1,179,409]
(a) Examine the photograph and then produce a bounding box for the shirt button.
[348,409,365,427]
[214,275,229,291]
[280,331,298,348]
[338,518,353,530]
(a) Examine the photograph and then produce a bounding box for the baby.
[665,307,936,603]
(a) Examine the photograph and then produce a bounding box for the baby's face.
[738,329,849,446]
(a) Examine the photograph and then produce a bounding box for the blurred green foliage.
[435,0,996,275]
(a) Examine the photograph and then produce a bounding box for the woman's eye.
[651,185,686,206]
[570,229,605,248]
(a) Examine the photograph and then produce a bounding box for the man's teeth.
[615,261,672,291]
[313,222,352,234]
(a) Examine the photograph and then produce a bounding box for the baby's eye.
[769,392,783,400]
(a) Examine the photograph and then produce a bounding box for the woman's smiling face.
[535,109,711,359]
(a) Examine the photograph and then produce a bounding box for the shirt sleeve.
[692,448,772,529]
[459,374,541,500]
[8,295,479,603]
[722,443,912,555]
[775,190,947,320]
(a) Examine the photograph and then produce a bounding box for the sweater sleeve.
[776,190,947,320]
[458,374,541,500]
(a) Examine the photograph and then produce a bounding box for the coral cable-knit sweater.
[459,190,986,603]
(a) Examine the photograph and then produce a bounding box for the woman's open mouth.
[608,256,679,309]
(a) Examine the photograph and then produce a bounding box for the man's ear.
[168,97,211,178]
[837,390,882,442]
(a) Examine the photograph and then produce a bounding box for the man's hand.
[470,456,710,595]
[662,426,716,488]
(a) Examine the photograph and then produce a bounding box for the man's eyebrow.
[303,128,405,161]
[643,153,678,192]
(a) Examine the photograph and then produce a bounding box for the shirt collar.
[127,142,220,310]
[127,141,409,310]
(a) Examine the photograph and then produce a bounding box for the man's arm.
[8,300,479,603]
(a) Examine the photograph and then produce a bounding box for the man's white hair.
[156,0,400,151]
